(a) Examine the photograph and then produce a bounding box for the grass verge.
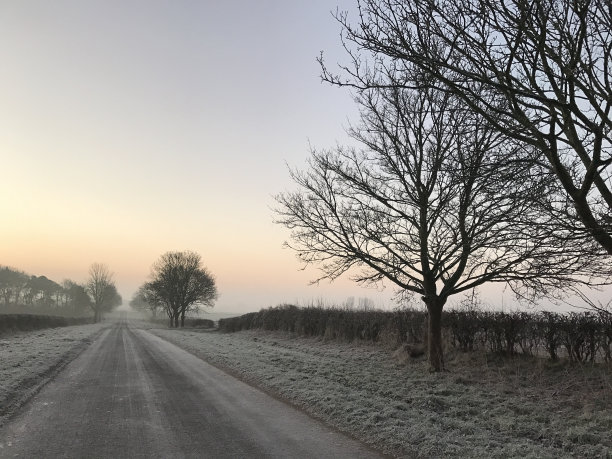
[149,326,611,458]
[0,322,109,426]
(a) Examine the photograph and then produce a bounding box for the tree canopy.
[143,251,218,328]
[321,0,612,255]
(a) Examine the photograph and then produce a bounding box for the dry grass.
[150,326,611,458]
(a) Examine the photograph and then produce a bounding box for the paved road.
[0,321,382,458]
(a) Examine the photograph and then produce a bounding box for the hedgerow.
[0,314,92,336]
[218,305,612,363]
[148,317,215,329]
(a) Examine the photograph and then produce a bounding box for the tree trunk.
[425,298,445,372]
[173,313,179,328]
[180,312,185,328]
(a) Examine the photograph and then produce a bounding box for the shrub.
[597,309,612,362]
[0,314,91,336]
[218,305,427,345]
[445,309,481,352]
[560,312,601,362]
[184,318,215,328]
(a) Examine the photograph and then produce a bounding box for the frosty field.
[150,326,611,458]
[0,322,109,425]
[0,320,609,457]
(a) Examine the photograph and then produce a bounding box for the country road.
[0,321,382,458]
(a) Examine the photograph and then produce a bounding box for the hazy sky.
[0,0,382,313]
[1,1,608,313]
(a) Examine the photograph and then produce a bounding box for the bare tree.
[130,285,163,319]
[145,251,218,328]
[276,83,608,371]
[321,0,612,255]
[85,263,115,322]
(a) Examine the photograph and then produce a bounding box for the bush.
[0,314,91,336]
[534,311,563,360]
[219,304,428,345]
[596,309,612,362]
[184,318,215,328]
[445,309,481,352]
[560,312,601,362]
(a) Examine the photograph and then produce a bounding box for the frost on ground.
[149,326,611,458]
[0,322,108,425]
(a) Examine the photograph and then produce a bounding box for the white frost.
[0,322,109,425]
[149,327,611,458]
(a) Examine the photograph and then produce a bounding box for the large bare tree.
[276,83,607,371]
[145,251,218,328]
[321,0,612,255]
[85,263,116,322]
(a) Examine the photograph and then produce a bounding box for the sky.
[0,0,380,313]
[0,1,608,314]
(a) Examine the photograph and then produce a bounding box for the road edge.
[145,327,394,458]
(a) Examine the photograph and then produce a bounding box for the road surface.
[0,321,382,458]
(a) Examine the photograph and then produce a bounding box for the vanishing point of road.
[0,321,382,458]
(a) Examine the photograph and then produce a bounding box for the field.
[150,326,612,458]
[0,322,109,425]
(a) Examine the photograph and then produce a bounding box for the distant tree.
[85,263,116,322]
[23,276,39,306]
[62,280,92,315]
[31,276,61,308]
[17,275,61,309]
[276,82,608,371]
[11,271,27,305]
[321,0,612,255]
[145,251,218,328]
[0,267,97,315]
[129,285,163,319]
[102,284,122,313]
[129,288,148,314]
[0,267,27,306]
[0,268,13,306]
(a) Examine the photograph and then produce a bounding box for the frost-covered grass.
[149,326,612,458]
[0,322,109,425]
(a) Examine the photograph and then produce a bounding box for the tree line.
[275,0,612,371]
[0,263,121,322]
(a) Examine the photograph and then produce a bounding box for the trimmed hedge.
[0,314,92,335]
[219,305,427,345]
[148,317,215,329]
[187,318,215,328]
[219,305,612,363]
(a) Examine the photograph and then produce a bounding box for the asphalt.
[0,321,382,458]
